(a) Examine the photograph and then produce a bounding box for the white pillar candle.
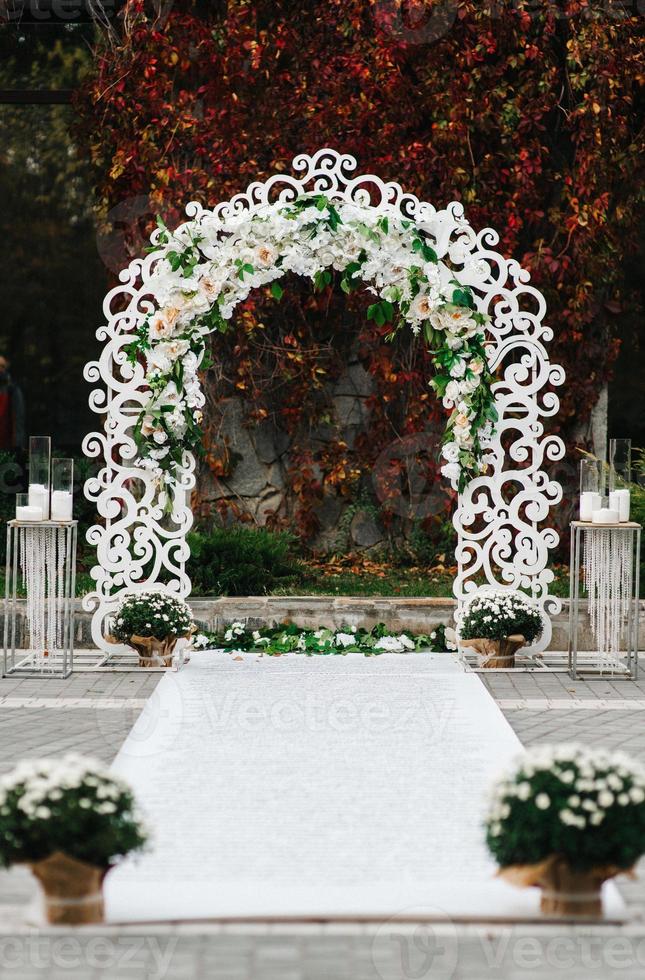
[51,490,73,521]
[579,491,601,522]
[609,488,630,523]
[592,508,620,525]
[16,505,43,522]
[28,483,49,520]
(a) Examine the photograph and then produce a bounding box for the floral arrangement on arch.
[126,193,498,499]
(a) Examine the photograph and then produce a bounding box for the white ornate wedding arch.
[83,148,565,654]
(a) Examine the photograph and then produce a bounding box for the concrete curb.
[2,596,643,652]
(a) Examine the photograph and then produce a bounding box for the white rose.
[441,442,460,464]
[443,380,461,406]
[398,634,415,650]
[157,382,182,407]
[441,461,461,484]
[374,636,404,653]
[335,632,356,648]
[146,348,172,376]
[430,305,476,336]
[449,359,466,379]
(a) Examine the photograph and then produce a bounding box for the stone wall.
[197,358,395,552]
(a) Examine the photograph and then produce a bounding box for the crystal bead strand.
[45,526,57,655]
[55,526,66,651]
[20,526,47,661]
[583,528,632,665]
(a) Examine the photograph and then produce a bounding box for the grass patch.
[0,561,576,601]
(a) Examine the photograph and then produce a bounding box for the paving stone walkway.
[1,662,645,979]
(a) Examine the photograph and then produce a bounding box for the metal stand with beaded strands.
[568,521,641,680]
[3,520,77,678]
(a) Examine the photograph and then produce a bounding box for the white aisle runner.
[105,652,621,922]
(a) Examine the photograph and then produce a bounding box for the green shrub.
[186,525,302,596]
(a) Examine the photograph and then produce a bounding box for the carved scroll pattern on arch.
[83,148,564,653]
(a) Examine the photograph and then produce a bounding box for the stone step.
[1,596,643,652]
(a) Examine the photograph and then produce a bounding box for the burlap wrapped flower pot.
[107,591,196,668]
[126,633,182,668]
[498,855,631,918]
[460,633,525,668]
[30,851,108,925]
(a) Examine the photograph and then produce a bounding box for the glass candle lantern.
[608,438,631,491]
[579,459,603,522]
[51,458,74,521]
[580,458,603,495]
[15,492,43,522]
[28,436,51,520]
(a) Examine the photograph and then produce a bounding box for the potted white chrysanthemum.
[486,744,645,917]
[459,590,543,668]
[0,754,147,925]
[108,591,195,667]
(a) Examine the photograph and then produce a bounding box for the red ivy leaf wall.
[77,0,644,545]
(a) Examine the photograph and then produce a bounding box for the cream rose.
[199,277,221,302]
[156,339,190,362]
[140,415,157,438]
[470,357,485,376]
[254,243,278,268]
[149,306,181,341]
[409,292,434,320]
